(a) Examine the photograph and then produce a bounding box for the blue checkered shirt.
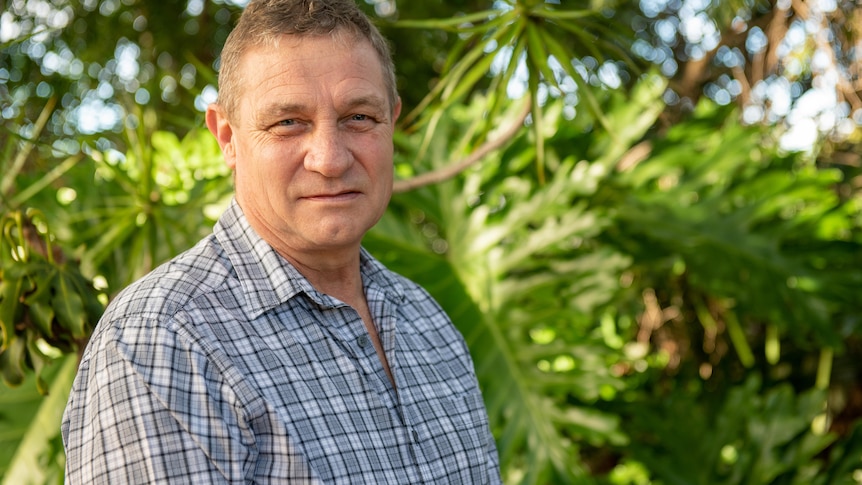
[62,199,501,484]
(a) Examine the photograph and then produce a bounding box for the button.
[412,430,420,442]
[357,334,370,348]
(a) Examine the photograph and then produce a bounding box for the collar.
[213,199,406,319]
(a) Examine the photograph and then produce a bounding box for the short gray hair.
[216,0,398,121]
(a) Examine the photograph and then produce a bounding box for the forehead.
[235,34,389,116]
[246,35,385,89]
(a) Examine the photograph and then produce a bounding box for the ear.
[392,96,402,124]
[206,103,237,169]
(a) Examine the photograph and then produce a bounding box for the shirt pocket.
[448,389,491,434]
[438,389,493,483]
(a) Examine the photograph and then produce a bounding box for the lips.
[302,190,360,201]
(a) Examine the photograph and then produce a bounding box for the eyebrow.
[261,95,389,119]
[341,95,388,112]
[261,102,308,118]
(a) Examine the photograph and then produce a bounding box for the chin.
[310,225,366,248]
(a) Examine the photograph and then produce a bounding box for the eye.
[270,118,301,135]
[343,113,378,131]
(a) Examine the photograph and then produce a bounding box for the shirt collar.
[213,199,406,318]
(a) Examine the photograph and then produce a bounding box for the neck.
[282,250,365,307]
[240,202,366,306]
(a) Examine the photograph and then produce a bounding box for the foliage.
[0,356,74,485]
[65,109,232,289]
[373,68,862,482]
[392,0,640,182]
[0,209,100,391]
[610,100,861,355]
[0,99,102,392]
[623,375,845,485]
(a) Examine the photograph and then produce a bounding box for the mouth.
[302,190,361,202]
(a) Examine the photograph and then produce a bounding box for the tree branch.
[616,140,653,172]
[392,100,531,193]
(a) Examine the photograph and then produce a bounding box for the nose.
[303,126,353,177]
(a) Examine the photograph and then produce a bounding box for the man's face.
[208,34,401,261]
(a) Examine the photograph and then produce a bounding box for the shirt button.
[357,334,370,348]
[412,430,420,442]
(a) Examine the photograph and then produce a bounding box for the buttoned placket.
[302,284,433,484]
[365,285,433,484]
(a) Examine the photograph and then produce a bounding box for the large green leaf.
[372,83,668,480]
[0,355,74,484]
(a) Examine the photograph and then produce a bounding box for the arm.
[61,320,252,484]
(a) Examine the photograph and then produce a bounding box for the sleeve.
[61,320,255,484]
[484,411,503,484]
[458,339,504,484]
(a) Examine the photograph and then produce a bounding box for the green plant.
[0,210,101,391]
[622,375,860,485]
[369,73,670,481]
[66,107,232,288]
[0,99,103,392]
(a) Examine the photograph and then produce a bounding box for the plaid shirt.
[62,199,501,484]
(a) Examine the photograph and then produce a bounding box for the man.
[61,0,501,483]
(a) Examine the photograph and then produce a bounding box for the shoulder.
[99,234,233,329]
[78,233,240,389]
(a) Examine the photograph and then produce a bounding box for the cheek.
[372,161,394,208]
[235,142,294,182]
[365,147,393,185]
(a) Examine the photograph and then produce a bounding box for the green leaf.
[51,276,86,338]
[0,336,26,387]
[80,211,139,274]
[24,331,51,395]
[625,375,840,485]
[392,9,504,30]
[8,154,84,208]
[528,8,594,21]
[407,16,517,128]
[537,26,610,132]
[0,280,24,352]
[1,355,76,484]
[27,302,54,338]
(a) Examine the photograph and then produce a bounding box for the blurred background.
[1,0,861,483]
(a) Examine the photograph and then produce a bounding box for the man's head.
[205,1,401,266]
[216,0,398,122]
